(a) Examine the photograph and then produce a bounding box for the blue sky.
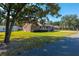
[48,3,79,22]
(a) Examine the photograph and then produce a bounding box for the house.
[0,26,22,32]
[23,22,60,32]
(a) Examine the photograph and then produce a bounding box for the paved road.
[22,32,79,56]
[69,32,79,38]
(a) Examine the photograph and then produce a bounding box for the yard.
[0,30,77,45]
[0,30,77,41]
[0,30,77,55]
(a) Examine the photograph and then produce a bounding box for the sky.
[48,3,79,22]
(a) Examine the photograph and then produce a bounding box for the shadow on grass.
[1,36,79,56]
[32,30,59,33]
[0,36,63,56]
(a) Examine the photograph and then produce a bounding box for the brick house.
[23,22,60,32]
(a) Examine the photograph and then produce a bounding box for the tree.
[0,3,61,44]
[61,15,79,30]
[0,3,26,44]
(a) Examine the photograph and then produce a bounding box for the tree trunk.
[9,20,16,39]
[4,5,11,44]
[4,4,26,44]
[4,20,10,44]
[4,18,15,44]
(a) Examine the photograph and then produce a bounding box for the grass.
[0,30,77,42]
[0,30,77,55]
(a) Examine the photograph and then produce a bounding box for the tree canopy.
[0,3,61,44]
[60,14,79,30]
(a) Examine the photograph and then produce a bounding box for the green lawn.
[0,30,77,42]
[0,30,77,55]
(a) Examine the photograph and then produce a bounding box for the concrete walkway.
[69,32,79,38]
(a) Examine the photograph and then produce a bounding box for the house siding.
[23,23,60,32]
[0,26,21,32]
